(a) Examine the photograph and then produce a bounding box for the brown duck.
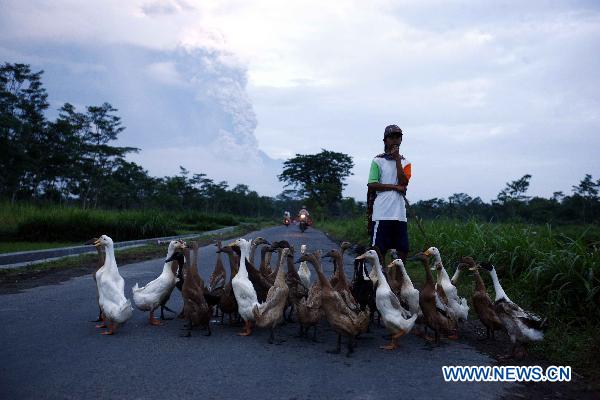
[217,244,239,324]
[299,251,369,356]
[408,251,453,344]
[323,248,360,313]
[329,241,352,287]
[252,248,290,344]
[180,242,211,337]
[459,256,503,339]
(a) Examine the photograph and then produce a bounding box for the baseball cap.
[384,125,403,138]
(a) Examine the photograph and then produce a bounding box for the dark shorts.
[370,220,409,256]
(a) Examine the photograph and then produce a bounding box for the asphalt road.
[0,225,517,399]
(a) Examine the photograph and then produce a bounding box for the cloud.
[1,0,599,202]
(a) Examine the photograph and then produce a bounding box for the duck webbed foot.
[100,323,116,335]
[446,329,459,340]
[149,312,162,326]
[94,313,107,328]
[238,320,253,336]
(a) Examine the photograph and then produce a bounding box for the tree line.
[0,62,300,217]
[411,173,600,224]
[1,62,598,224]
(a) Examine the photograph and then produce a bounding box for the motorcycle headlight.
[300,214,305,219]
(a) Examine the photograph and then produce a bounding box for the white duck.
[388,258,421,317]
[481,262,545,358]
[425,247,469,325]
[356,250,417,350]
[132,240,186,326]
[297,244,311,289]
[94,235,133,335]
[229,237,259,336]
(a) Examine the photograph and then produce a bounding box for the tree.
[278,149,354,213]
[58,102,139,208]
[496,174,532,204]
[571,174,599,223]
[572,174,599,200]
[0,63,49,201]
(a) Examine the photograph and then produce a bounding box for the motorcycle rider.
[297,205,310,219]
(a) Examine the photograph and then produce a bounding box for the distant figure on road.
[298,205,310,218]
[367,124,412,263]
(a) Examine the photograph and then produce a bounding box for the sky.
[1,0,599,202]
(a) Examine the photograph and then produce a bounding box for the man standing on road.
[367,125,412,263]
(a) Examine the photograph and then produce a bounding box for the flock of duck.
[88,234,546,359]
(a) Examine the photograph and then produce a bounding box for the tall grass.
[0,202,241,242]
[320,217,600,372]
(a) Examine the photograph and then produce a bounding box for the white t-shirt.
[368,156,412,222]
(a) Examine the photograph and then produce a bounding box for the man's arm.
[391,150,409,186]
[367,182,406,192]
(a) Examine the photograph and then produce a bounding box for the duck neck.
[265,251,273,267]
[275,253,287,287]
[333,252,346,284]
[260,247,269,269]
[371,257,388,289]
[489,268,510,302]
[436,264,450,285]
[286,253,299,278]
[451,267,462,284]
[225,252,237,279]
[104,244,117,270]
[398,263,413,287]
[309,256,332,290]
[422,258,434,286]
[250,242,259,265]
[237,244,250,278]
[473,269,486,292]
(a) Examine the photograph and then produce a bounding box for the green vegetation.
[0,241,78,254]
[0,63,302,218]
[320,217,600,375]
[0,201,245,245]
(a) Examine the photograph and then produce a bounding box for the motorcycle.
[298,214,311,233]
[283,217,290,227]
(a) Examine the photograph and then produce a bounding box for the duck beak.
[93,239,101,247]
[355,253,366,260]
[84,238,98,245]
[423,250,431,256]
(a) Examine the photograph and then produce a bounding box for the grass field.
[320,217,600,376]
[0,202,242,246]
